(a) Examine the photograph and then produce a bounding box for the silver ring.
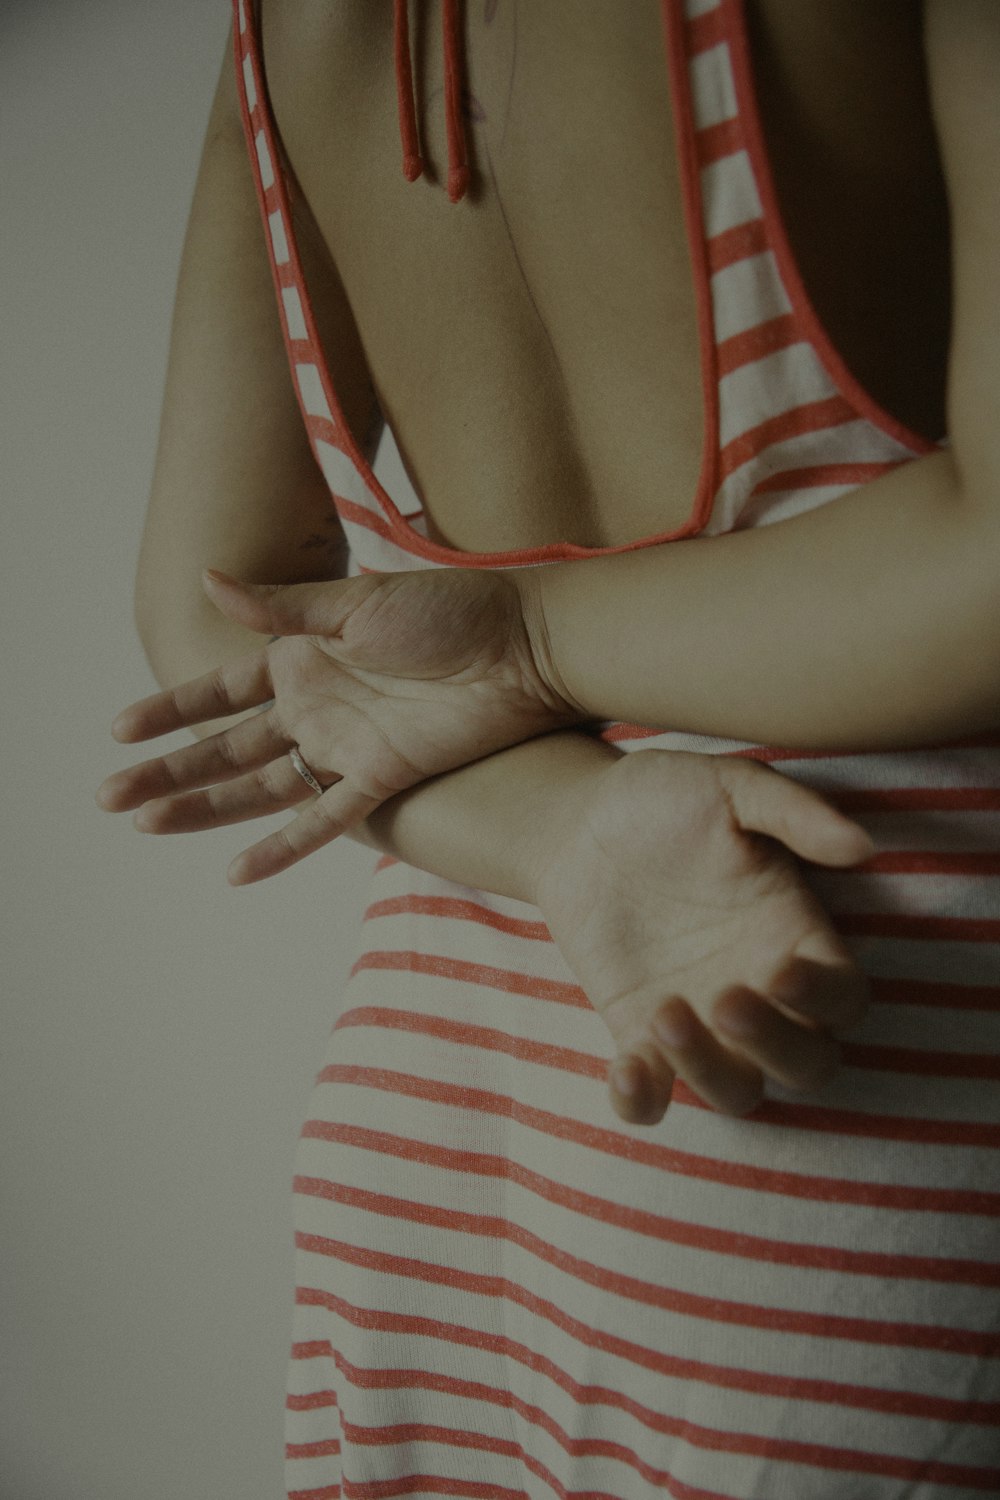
[289,745,325,796]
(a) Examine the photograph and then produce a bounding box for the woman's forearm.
[523,450,1000,751]
[142,617,621,902]
[352,729,622,902]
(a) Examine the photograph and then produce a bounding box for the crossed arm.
[132,3,999,906]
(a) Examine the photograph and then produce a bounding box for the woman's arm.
[135,24,376,735]
[129,26,628,900]
[521,0,1000,752]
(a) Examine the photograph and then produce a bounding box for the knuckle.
[215,732,240,774]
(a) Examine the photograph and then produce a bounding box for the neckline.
[240,0,939,576]
[243,0,717,568]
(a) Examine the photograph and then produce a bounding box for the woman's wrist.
[355,729,623,904]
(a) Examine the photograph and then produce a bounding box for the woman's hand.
[98,567,579,884]
[531,748,874,1124]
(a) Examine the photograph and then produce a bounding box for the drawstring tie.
[394,0,470,203]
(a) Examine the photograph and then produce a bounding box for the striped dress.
[231,0,1000,1494]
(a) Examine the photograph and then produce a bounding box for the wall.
[1,5,415,1494]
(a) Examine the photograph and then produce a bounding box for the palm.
[535,751,869,1123]
[99,568,575,883]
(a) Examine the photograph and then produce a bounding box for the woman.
[99,2,999,1494]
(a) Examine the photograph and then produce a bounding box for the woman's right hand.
[530,747,875,1126]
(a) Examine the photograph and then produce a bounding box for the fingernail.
[611,1059,641,1099]
[653,1002,692,1050]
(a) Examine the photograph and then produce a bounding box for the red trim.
[725,0,941,457]
[660,0,721,539]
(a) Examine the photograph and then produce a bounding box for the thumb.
[721,760,876,869]
[202,569,381,638]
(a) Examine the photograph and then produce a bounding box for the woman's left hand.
[98,567,578,884]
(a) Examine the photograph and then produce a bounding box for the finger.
[111,651,272,742]
[227,778,385,885]
[650,997,765,1117]
[712,986,842,1094]
[98,711,284,812]
[202,569,382,639]
[133,753,334,833]
[720,760,875,868]
[609,1047,676,1128]
[766,951,871,1032]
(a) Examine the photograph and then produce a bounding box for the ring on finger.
[289,745,326,795]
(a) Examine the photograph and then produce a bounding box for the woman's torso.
[259,0,950,554]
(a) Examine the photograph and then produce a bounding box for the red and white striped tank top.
[232,2,1000,1495]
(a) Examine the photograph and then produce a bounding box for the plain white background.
[2,3,417,1495]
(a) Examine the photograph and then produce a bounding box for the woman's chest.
[264,0,950,554]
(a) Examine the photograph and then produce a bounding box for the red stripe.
[842,1043,1000,1080]
[301,410,343,447]
[706,217,770,273]
[287,1488,341,1500]
[716,312,800,376]
[836,785,1000,813]
[307,1068,1000,1211]
[338,1416,710,1500]
[290,1340,334,1360]
[294,1236,1000,1403]
[286,1439,341,1461]
[599,720,666,744]
[287,1389,338,1411]
[335,496,404,542]
[334,1003,598,1079]
[349,951,587,1008]
[751,461,895,494]
[338,1476,539,1500]
[719,396,859,481]
[871,977,1000,1012]
[292,1336,1000,1494]
[700,1092,1000,1149]
[836,911,1000,943]
[295,1194,1000,1362]
[695,117,742,168]
[363,894,552,942]
[862,850,1000,876]
[296,1139,998,1285]
[686,7,727,56]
